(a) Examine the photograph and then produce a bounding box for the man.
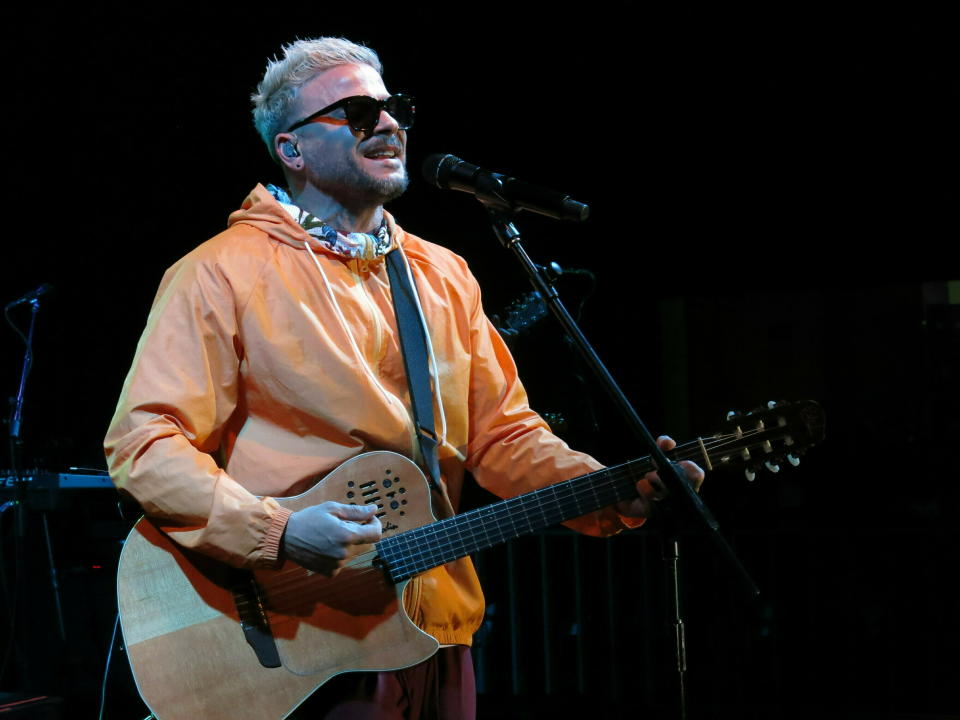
[105,37,702,719]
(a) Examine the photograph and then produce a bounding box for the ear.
[274,133,302,170]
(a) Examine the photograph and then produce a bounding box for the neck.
[287,182,383,234]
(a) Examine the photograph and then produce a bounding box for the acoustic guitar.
[117,400,824,719]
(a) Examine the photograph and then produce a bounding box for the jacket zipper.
[350,259,384,363]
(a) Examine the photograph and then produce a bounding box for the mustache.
[360,137,404,154]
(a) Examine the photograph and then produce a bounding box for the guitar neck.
[375,399,824,583]
[377,452,670,583]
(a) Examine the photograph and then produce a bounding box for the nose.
[372,107,400,136]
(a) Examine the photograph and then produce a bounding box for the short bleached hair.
[252,37,383,162]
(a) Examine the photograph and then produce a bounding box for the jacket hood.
[227,184,400,260]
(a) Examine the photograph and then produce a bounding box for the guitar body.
[117,451,440,720]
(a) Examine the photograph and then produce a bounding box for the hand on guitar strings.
[617,436,705,519]
[281,501,383,576]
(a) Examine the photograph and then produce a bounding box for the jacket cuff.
[259,505,293,568]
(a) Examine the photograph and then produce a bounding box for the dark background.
[2,4,957,719]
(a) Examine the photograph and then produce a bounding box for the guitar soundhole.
[344,469,409,526]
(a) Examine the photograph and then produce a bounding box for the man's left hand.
[617,435,705,519]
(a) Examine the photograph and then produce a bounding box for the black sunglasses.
[286,94,415,136]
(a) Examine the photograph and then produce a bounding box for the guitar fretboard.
[376,456,656,583]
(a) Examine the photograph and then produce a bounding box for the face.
[279,63,409,209]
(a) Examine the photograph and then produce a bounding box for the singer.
[104,37,702,719]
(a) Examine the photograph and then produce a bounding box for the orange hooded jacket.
[104,185,640,646]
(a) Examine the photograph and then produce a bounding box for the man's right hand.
[281,502,382,576]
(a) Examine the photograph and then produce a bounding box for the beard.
[305,147,409,211]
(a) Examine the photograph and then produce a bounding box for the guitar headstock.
[704,400,825,481]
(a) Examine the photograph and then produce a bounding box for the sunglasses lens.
[344,95,416,135]
[387,95,415,130]
[345,98,382,135]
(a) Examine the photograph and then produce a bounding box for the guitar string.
[262,440,689,601]
[261,455,652,605]
[256,549,391,615]
[378,428,782,580]
[262,428,782,602]
[261,429,783,603]
[262,427,781,604]
[262,458,668,607]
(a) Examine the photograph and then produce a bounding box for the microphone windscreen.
[421,153,456,188]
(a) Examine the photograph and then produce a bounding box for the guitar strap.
[384,248,446,504]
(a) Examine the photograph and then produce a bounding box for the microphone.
[422,153,589,222]
[5,283,55,310]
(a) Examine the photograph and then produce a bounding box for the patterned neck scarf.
[267,184,391,260]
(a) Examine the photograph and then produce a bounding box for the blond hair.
[252,38,383,162]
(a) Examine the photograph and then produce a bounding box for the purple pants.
[290,647,475,720]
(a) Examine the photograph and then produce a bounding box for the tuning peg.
[787,454,800,467]
[726,410,738,420]
[764,460,780,473]
[745,467,756,482]
[767,400,778,409]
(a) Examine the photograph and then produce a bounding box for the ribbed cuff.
[261,506,293,567]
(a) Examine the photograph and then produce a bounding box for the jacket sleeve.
[104,253,291,568]
[460,273,644,537]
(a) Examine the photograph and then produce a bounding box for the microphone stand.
[471,182,759,718]
[4,293,68,682]
[7,298,40,542]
